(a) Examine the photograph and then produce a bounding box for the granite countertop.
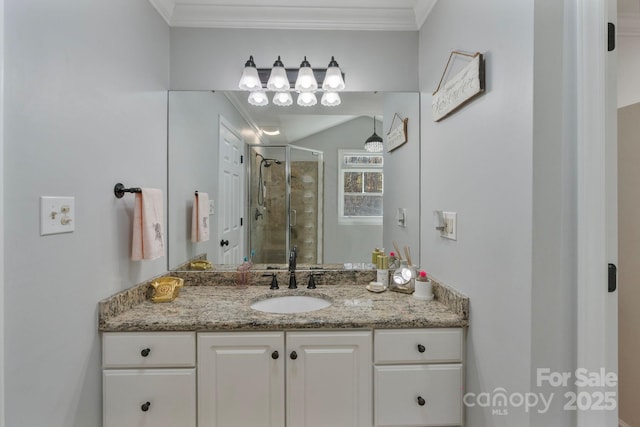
[99,273,469,332]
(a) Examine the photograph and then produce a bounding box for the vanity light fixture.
[238,55,261,91]
[239,55,345,107]
[364,116,384,153]
[294,56,318,92]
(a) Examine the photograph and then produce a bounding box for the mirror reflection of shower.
[256,153,282,209]
[250,146,323,265]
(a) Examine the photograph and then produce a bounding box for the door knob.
[220,239,229,247]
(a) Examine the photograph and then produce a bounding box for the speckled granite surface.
[98,270,469,332]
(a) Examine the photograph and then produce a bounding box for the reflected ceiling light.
[322,56,345,91]
[248,91,269,106]
[294,56,318,92]
[297,92,317,107]
[364,116,384,153]
[266,56,290,91]
[238,55,261,91]
[273,91,293,106]
[262,128,281,136]
[320,91,341,107]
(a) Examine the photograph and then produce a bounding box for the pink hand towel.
[191,192,210,243]
[131,188,164,261]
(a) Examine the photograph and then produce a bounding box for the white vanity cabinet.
[197,330,372,427]
[374,328,464,427]
[102,332,196,427]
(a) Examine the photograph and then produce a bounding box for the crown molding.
[148,0,432,31]
[619,13,640,37]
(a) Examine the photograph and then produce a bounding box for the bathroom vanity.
[99,271,469,427]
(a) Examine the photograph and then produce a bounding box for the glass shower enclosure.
[249,145,324,265]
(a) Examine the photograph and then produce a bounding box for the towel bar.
[114,183,142,199]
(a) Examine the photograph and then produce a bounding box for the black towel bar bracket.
[114,183,142,199]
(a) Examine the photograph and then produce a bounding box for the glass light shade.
[238,56,261,91]
[294,56,318,92]
[248,91,269,106]
[297,92,317,107]
[266,56,290,91]
[321,91,341,107]
[273,91,293,106]
[322,57,345,91]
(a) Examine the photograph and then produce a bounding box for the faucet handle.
[307,272,323,289]
[262,273,279,290]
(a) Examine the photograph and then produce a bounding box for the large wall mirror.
[168,90,420,270]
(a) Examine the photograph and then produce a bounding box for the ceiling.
[148,0,437,31]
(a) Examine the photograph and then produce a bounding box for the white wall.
[382,92,421,264]
[3,1,169,426]
[168,91,256,269]
[419,1,534,425]
[0,0,5,423]
[170,28,419,91]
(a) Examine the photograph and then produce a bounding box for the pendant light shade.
[238,55,262,91]
[364,116,384,153]
[248,91,269,106]
[295,56,318,92]
[297,91,317,107]
[266,56,290,91]
[273,91,293,106]
[321,91,341,107]
[322,56,345,91]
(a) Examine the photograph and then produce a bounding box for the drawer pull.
[141,401,151,412]
[272,351,279,360]
[140,348,151,357]
[417,344,426,353]
[417,396,426,406]
[290,351,298,360]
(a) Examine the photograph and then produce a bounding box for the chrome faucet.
[288,246,298,289]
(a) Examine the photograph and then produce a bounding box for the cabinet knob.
[290,351,298,360]
[417,344,426,353]
[272,351,279,360]
[141,401,151,412]
[417,396,426,406]
[140,348,151,357]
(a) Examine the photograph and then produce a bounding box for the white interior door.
[218,117,245,264]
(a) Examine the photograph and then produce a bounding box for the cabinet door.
[287,331,372,427]
[103,368,195,427]
[375,364,463,426]
[198,332,285,427]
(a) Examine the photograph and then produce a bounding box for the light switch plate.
[40,196,75,236]
[441,211,457,240]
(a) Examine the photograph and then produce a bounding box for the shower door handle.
[290,209,297,227]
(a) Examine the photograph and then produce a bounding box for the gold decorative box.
[189,260,213,270]
[151,277,184,303]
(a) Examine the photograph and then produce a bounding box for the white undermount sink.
[250,295,332,314]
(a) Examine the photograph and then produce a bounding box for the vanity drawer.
[374,364,463,426]
[374,328,463,363]
[102,332,196,368]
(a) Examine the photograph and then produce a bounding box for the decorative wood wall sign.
[432,51,485,122]
[386,113,408,152]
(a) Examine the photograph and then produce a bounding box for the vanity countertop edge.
[98,271,469,332]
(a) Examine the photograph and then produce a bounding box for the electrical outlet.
[40,196,75,235]
[208,200,215,215]
[441,211,457,240]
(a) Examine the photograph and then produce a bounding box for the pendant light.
[322,56,345,91]
[294,56,318,92]
[238,55,261,91]
[266,56,290,91]
[364,116,384,153]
